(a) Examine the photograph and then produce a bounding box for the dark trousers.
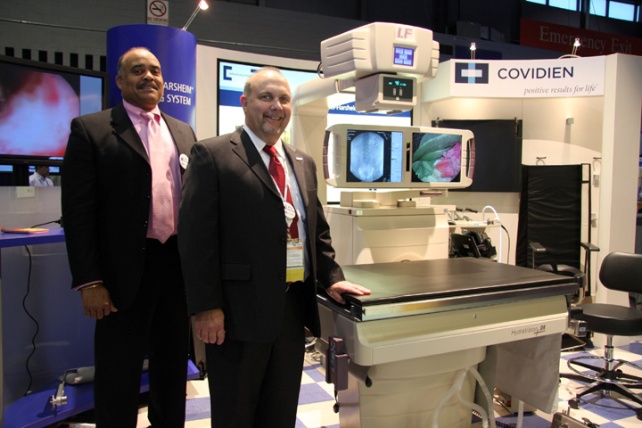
[94,237,189,428]
[206,286,306,428]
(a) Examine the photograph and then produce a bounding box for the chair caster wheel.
[569,398,580,409]
[333,402,340,413]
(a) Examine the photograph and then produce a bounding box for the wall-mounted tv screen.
[217,59,319,139]
[433,119,522,192]
[0,56,107,167]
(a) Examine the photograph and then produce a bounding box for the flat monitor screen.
[0,56,107,166]
[434,119,522,192]
[411,132,463,183]
[217,59,318,138]
[346,129,403,183]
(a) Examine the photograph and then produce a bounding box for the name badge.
[286,239,304,283]
[284,201,296,228]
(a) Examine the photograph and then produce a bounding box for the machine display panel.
[324,123,474,189]
[346,129,403,183]
[393,46,415,67]
[411,132,463,183]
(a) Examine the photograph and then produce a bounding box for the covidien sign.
[449,56,605,98]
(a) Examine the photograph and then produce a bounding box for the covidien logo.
[455,62,489,84]
[223,65,233,81]
[223,65,260,82]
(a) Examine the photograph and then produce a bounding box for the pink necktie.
[142,112,174,243]
[263,145,298,239]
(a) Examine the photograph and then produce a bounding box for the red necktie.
[142,112,174,243]
[263,145,299,239]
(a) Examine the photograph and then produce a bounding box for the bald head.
[240,68,292,145]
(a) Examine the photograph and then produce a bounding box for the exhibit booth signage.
[449,56,606,98]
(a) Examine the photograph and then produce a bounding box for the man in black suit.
[62,47,196,427]
[178,67,370,427]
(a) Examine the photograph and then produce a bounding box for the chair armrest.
[568,305,583,319]
[580,242,600,252]
[528,241,547,253]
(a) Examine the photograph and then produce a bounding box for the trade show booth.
[0,21,641,428]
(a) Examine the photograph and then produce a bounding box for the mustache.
[138,81,159,90]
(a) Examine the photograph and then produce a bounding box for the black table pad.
[339,257,577,308]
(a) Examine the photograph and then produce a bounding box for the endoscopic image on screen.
[0,62,79,159]
[0,57,105,166]
[411,132,462,183]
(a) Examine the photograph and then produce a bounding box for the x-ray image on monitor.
[411,132,462,183]
[346,130,403,183]
[350,132,384,181]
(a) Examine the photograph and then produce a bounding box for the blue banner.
[107,24,196,128]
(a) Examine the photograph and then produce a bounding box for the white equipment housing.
[320,22,440,81]
[318,22,440,113]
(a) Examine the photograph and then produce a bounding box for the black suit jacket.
[178,128,345,341]
[62,103,196,310]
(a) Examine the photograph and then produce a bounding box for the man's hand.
[81,285,118,320]
[194,309,226,345]
[326,281,371,304]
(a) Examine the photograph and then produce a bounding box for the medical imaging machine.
[291,23,576,428]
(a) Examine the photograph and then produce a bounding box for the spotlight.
[571,38,581,56]
[182,0,209,31]
[559,37,581,59]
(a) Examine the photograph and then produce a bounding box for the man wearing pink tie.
[62,47,196,428]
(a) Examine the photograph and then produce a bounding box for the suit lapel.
[111,105,194,172]
[233,129,310,206]
[163,113,192,158]
[284,144,309,208]
[233,129,280,198]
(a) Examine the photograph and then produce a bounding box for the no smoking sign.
[147,0,169,26]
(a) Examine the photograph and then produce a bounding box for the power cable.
[19,218,61,396]
[21,244,38,396]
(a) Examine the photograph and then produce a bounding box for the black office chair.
[516,164,599,300]
[515,164,599,350]
[561,251,642,420]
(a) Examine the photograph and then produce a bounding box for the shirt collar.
[122,99,161,119]
[243,124,284,158]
